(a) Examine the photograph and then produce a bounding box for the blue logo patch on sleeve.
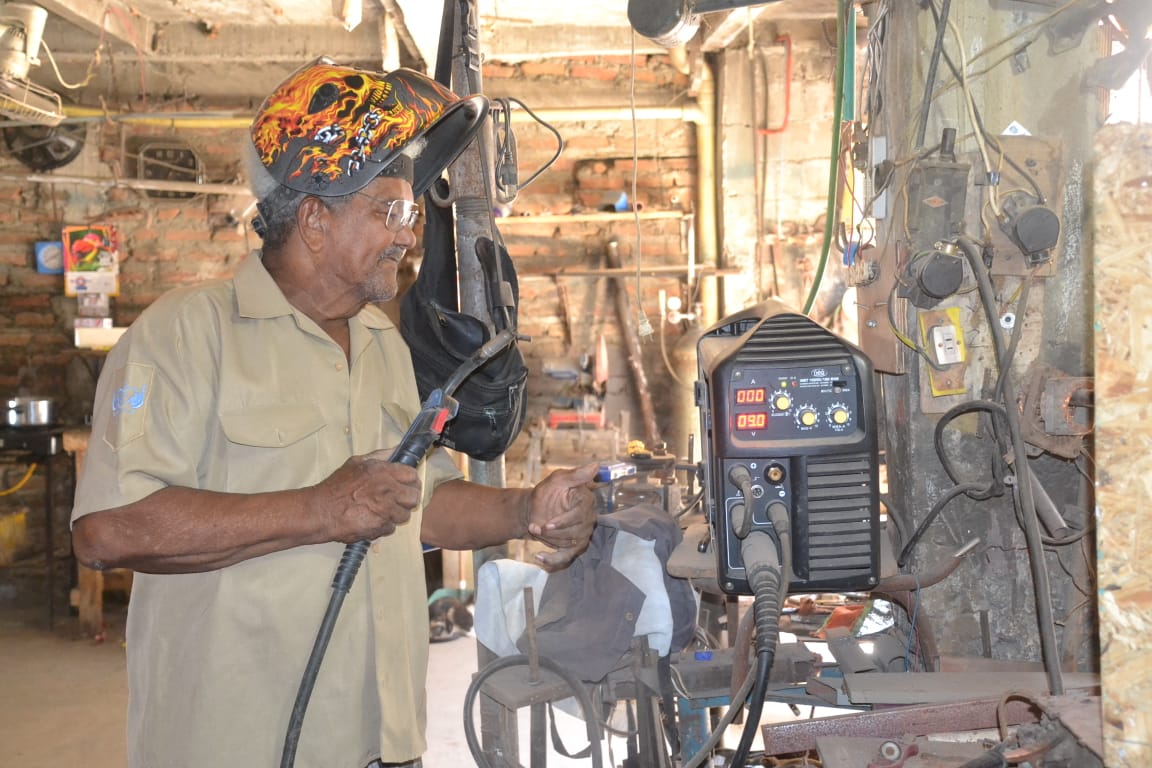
[112,385,147,414]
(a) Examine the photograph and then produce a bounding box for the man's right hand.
[313,450,422,543]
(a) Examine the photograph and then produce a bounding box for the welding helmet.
[250,61,488,198]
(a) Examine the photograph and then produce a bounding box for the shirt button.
[335,362,345,371]
[344,426,351,435]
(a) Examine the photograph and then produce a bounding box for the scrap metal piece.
[760,696,1045,756]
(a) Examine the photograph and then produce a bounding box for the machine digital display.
[735,411,768,430]
[734,387,766,404]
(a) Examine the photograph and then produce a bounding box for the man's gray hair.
[241,136,428,252]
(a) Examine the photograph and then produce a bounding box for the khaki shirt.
[72,253,462,768]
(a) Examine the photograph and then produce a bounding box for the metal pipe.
[695,60,720,327]
[0,172,250,196]
[509,105,704,124]
[605,239,662,446]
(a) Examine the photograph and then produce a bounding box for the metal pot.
[5,396,58,428]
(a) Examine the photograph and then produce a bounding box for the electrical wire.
[0,463,37,496]
[679,653,758,768]
[914,0,952,149]
[944,14,1001,217]
[956,234,1064,697]
[897,482,986,568]
[40,41,99,90]
[884,252,952,372]
[903,574,921,671]
[628,30,652,337]
[994,271,1037,400]
[933,400,1011,502]
[490,96,564,202]
[862,0,890,124]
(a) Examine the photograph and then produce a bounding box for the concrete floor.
[0,564,625,768]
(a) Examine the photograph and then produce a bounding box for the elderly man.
[71,61,597,768]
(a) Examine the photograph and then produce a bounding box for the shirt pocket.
[219,404,327,492]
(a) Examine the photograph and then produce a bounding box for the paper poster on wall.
[62,224,120,296]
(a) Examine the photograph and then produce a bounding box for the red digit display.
[735,387,766,404]
[735,412,768,430]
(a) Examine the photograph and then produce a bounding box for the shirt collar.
[234,251,395,331]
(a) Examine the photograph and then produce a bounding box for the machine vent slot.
[804,453,875,585]
[738,314,849,365]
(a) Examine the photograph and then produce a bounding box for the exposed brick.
[600,55,648,68]
[520,61,568,78]
[569,65,619,82]
[155,229,215,243]
[484,64,518,80]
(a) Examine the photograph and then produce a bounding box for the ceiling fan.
[0,3,65,126]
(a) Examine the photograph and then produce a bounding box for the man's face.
[324,174,418,304]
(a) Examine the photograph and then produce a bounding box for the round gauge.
[36,242,63,272]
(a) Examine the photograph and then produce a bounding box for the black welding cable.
[462,654,605,768]
[955,235,1064,696]
[281,541,370,767]
[914,0,953,149]
[933,399,1010,502]
[730,533,783,768]
[680,659,758,768]
[881,494,909,553]
[897,482,986,569]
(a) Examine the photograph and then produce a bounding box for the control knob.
[827,403,851,426]
[795,406,818,429]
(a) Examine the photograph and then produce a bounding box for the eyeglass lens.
[385,199,419,231]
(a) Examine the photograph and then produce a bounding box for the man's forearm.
[421,479,532,551]
[72,485,325,574]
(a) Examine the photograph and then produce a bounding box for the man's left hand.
[526,462,599,571]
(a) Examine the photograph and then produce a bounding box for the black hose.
[933,399,1010,502]
[462,654,605,768]
[730,533,784,768]
[915,0,953,149]
[955,235,1064,696]
[897,482,985,569]
[280,541,369,768]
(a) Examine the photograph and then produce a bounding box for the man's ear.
[296,196,329,252]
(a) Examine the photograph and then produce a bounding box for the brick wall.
[0,48,835,506]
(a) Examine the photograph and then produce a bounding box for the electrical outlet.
[917,308,968,398]
[930,324,963,365]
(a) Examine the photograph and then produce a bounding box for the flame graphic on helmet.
[252,65,453,190]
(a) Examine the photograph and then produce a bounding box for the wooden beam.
[375,0,427,71]
[700,7,766,52]
[482,24,665,63]
[37,0,153,53]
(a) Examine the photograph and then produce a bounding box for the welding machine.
[695,300,881,596]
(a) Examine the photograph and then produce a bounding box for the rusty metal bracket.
[1019,362,1091,459]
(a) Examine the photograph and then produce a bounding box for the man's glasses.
[356,194,420,231]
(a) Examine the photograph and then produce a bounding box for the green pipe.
[803,0,849,315]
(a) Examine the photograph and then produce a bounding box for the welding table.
[0,424,69,628]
